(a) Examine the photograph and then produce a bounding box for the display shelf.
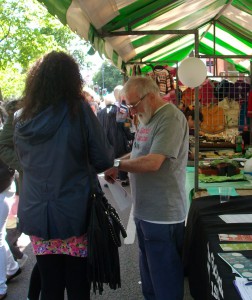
[199,142,235,149]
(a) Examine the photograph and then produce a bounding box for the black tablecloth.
[183,195,252,300]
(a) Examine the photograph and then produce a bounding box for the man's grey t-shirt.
[130,103,189,222]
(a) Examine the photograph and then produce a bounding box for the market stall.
[33,2,252,300]
[184,195,252,300]
[36,0,252,74]
[36,0,252,193]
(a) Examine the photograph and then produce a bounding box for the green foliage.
[92,61,124,93]
[1,0,69,70]
[0,67,26,100]
[210,159,228,166]
[210,158,239,168]
[0,0,94,100]
[0,0,121,100]
[68,40,95,71]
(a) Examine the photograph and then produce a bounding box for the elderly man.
[105,76,189,300]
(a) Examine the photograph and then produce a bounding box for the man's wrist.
[113,159,121,168]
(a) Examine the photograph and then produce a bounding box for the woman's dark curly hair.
[19,51,83,121]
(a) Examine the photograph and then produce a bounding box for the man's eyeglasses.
[127,93,148,109]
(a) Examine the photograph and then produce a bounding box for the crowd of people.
[0,51,190,300]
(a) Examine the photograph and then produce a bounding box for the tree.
[92,61,124,94]
[0,0,97,99]
[0,67,26,100]
[1,0,70,69]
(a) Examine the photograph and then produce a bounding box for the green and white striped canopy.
[38,0,252,74]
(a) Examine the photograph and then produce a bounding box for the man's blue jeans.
[135,218,185,300]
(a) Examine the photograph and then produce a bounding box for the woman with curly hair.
[13,51,114,300]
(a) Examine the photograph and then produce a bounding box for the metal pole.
[250,60,252,145]
[101,29,197,37]
[213,21,217,76]
[176,61,179,106]
[194,30,200,192]
[102,66,105,89]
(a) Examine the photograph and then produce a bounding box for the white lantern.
[178,57,207,88]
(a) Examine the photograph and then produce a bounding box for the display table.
[183,195,252,300]
[185,166,252,211]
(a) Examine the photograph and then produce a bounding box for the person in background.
[0,99,23,174]
[82,86,99,115]
[97,87,134,187]
[184,108,204,136]
[105,76,189,300]
[13,51,114,300]
[93,93,102,110]
[0,159,21,300]
[0,100,28,268]
[184,108,204,160]
[114,85,135,186]
[5,174,28,268]
[0,105,7,131]
[0,100,40,300]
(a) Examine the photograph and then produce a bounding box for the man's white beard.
[137,105,153,125]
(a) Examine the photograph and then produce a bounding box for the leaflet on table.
[220,243,252,251]
[218,214,252,223]
[218,252,252,279]
[219,234,252,242]
[233,277,252,300]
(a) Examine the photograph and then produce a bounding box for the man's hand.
[104,167,118,183]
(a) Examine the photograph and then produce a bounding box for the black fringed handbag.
[79,107,127,295]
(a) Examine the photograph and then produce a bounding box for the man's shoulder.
[160,104,187,123]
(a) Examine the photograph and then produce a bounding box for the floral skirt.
[30,234,88,257]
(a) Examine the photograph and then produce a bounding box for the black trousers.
[36,254,90,300]
[28,263,41,300]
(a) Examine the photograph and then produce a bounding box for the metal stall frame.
[102,28,252,193]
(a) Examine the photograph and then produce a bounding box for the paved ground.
[5,176,194,299]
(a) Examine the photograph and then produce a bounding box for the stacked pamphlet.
[220,244,252,251]
[218,235,252,299]
[218,252,252,279]
[233,277,252,300]
[219,234,252,242]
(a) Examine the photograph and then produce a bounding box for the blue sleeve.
[81,102,114,173]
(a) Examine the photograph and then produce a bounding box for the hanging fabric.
[132,65,137,76]
[152,65,174,95]
[247,91,252,118]
[199,79,218,105]
[201,104,225,134]
[136,65,142,75]
[182,87,195,108]
[214,79,235,100]
[218,97,240,128]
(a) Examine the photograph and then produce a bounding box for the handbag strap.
[79,103,97,195]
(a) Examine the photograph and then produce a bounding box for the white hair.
[104,93,116,106]
[113,85,124,100]
[123,76,160,98]
[83,86,96,98]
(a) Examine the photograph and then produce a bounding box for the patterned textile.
[218,98,240,128]
[199,79,218,105]
[201,105,225,134]
[147,66,174,95]
[31,234,88,257]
